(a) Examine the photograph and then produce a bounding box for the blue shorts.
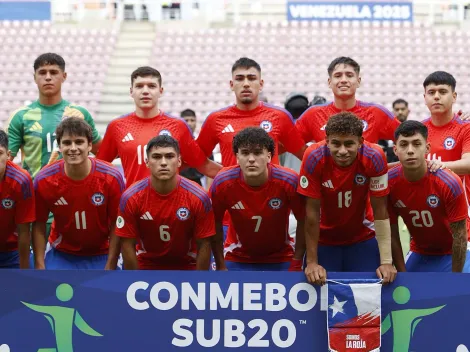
[225,261,291,271]
[0,250,19,268]
[315,237,381,272]
[45,247,108,270]
[405,247,470,272]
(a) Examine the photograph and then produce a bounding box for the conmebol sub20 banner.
[287,1,413,21]
[0,271,469,351]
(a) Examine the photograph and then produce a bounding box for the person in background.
[392,98,410,123]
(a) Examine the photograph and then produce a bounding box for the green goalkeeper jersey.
[5,100,100,178]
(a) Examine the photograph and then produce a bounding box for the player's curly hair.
[232,57,261,74]
[232,127,275,155]
[131,66,162,86]
[0,130,8,151]
[394,120,428,141]
[325,112,363,138]
[55,117,92,144]
[146,135,180,155]
[34,53,65,72]
[423,71,456,92]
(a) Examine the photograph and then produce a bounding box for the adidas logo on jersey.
[29,122,42,132]
[222,124,235,133]
[394,200,406,208]
[140,211,153,220]
[54,197,68,205]
[322,180,334,188]
[122,133,134,142]
[231,201,245,210]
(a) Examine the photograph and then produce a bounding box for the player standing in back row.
[196,57,307,166]
[97,66,221,187]
[295,56,400,144]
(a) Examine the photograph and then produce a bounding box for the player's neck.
[64,158,92,181]
[243,171,269,187]
[0,168,5,182]
[151,176,178,195]
[135,106,160,119]
[236,99,260,111]
[333,96,356,110]
[430,110,454,126]
[402,163,427,182]
[39,93,62,106]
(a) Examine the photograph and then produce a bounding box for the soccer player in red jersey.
[196,57,306,167]
[210,127,306,271]
[0,130,34,268]
[389,121,469,272]
[33,118,125,270]
[421,72,470,228]
[295,57,400,144]
[115,135,214,270]
[299,112,397,285]
[97,66,221,187]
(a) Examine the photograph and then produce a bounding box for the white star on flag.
[329,296,347,318]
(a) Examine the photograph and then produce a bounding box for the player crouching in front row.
[210,127,306,271]
[116,135,215,270]
[33,117,125,269]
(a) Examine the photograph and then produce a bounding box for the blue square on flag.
[327,279,382,352]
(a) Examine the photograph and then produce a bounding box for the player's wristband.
[374,219,393,265]
[288,259,303,272]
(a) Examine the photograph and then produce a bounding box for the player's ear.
[230,80,234,92]
[393,145,398,157]
[160,86,164,95]
[259,78,264,91]
[177,155,182,168]
[62,71,67,82]
[267,152,272,163]
[327,76,332,89]
[6,150,11,159]
[358,136,364,147]
[453,91,457,103]
[357,75,361,87]
[130,87,133,95]
[425,142,431,154]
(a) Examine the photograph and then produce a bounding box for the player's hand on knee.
[376,264,397,284]
[304,263,327,286]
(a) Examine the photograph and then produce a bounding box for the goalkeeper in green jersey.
[5,53,101,177]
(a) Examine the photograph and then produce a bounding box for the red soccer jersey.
[298,141,389,245]
[295,101,400,144]
[423,115,470,225]
[34,158,125,256]
[388,166,468,255]
[197,102,305,166]
[115,176,215,270]
[97,112,207,187]
[210,164,306,263]
[0,161,35,252]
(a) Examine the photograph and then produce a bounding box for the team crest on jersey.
[443,137,456,150]
[1,198,14,209]
[176,207,190,221]
[354,174,366,185]
[91,193,105,206]
[159,130,172,136]
[269,198,282,209]
[362,120,368,131]
[427,194,440,208]
[260,120,273,132]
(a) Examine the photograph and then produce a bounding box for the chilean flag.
[327,279,382,352]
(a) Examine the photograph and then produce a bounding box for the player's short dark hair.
[232,127,275,155]
[33,53,65,72]
[392,98,408,108]
[180,109,196,118]
[394,120,428,141]
[327,57,360,77]
[325,112,363,138]
[146,135,180,155]
[231,57,261,74]
[55,117,93,144]
[131,66,162,86]
[0,130,8,151]
[423,71,456,92]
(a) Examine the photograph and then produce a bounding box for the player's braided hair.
[55,117,92,144]
[232,127,275,156]
[33,53,65,71]
[146,135,180,155]
[325,112,363,138]
[423,71,456,92]
[394,120,428,141]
